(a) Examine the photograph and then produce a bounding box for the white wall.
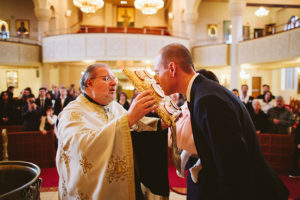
[0,67,41,97]
[135,8,166,28]
[195,2,230,45]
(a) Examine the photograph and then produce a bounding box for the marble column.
[33,0,51,42]
[228,0,245,89]
[184,0,201,46]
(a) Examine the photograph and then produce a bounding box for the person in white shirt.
[39,106,57,135]
[260,91,275,114]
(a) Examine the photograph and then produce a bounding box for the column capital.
[228,1,246,16]
[34,7,51,22]
[33,0,51,9]
[184,11,198,25]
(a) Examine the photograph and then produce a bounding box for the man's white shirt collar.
[186,73,199,103]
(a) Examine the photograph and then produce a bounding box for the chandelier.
[73,0,104,13]
[255,7,269,17]
[134,0,164,15]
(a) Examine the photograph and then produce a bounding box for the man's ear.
[168,61,176,77]
[86,79,93,88]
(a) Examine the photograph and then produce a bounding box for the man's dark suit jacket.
[187,75,289,200]
[35,98,52,115]
[54,96,73,115]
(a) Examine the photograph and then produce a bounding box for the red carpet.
[168,165,187,188]
[40,167,300,199]
[280,175,300,199]
[40,167,59,188]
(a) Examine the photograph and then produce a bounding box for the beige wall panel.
[106,37,125,57]
[0,42,40,66]
[193,44,228,66]
[0,43,19,64]
[43,34,189,62]
[20,45,40,64]
[126,38,145,57]
[86,36,105,57]
[290,29,300,57]
[54,38,68,59]
[69,37,86,57]
[271,34,290,60]
[254,38,272,62]
[238,28,300,64]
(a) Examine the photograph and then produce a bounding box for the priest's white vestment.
[56,94,157,200]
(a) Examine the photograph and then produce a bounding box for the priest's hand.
[127,90,158,127]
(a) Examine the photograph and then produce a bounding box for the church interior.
[1,0,300,199]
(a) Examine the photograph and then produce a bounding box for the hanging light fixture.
[255,7,269,17]
[73,0,104,13]
[134,0,164,15]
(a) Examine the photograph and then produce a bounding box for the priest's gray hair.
[80,63,109,91]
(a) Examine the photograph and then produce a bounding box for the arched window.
[284,16,300,31]
[0,20,10,39]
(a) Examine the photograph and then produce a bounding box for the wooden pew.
[168,133,295,174]
[258,133,294,173]
[0,129,56,168]
[0,125,22,132]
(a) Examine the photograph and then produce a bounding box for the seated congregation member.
[240,84,254,112]
[56,63,169,199]
[257,84,275,100]
[39,106,57,135]
[117,91,130,110]
[0,91,14,125]
[14,87,32,124]
[154,43,289,200]
[54,87,73,115]
[21,94,41,131]
[35,87,52,115]
[267,96,295,134]
[6,86,15,100]
[249,99,268,134]
[232,88,239,98]
[261,91,275,114]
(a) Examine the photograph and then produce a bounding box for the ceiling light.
[255,7,269,17]
[134,0,164,15]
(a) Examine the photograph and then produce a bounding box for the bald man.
[154,43,289,200]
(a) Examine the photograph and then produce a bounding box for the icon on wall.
[223,20,231,44]
[6,70,18,88]
[16,19,29,37]
[0,19,10,39]
[243,26,250,40]
[208,24,218,39]
[117,7,135,28]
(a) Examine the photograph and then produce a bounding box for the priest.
[56,63,169,200]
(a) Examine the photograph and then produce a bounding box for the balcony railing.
[45,25,171,37]
[0,34,39,45]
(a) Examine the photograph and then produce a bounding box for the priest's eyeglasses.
[91,75,118,83]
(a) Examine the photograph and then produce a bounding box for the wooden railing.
[76,26,171,36]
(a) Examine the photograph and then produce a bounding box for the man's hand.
[273,119,280,125]
[41,130,47,135]
[127,90,158,127]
